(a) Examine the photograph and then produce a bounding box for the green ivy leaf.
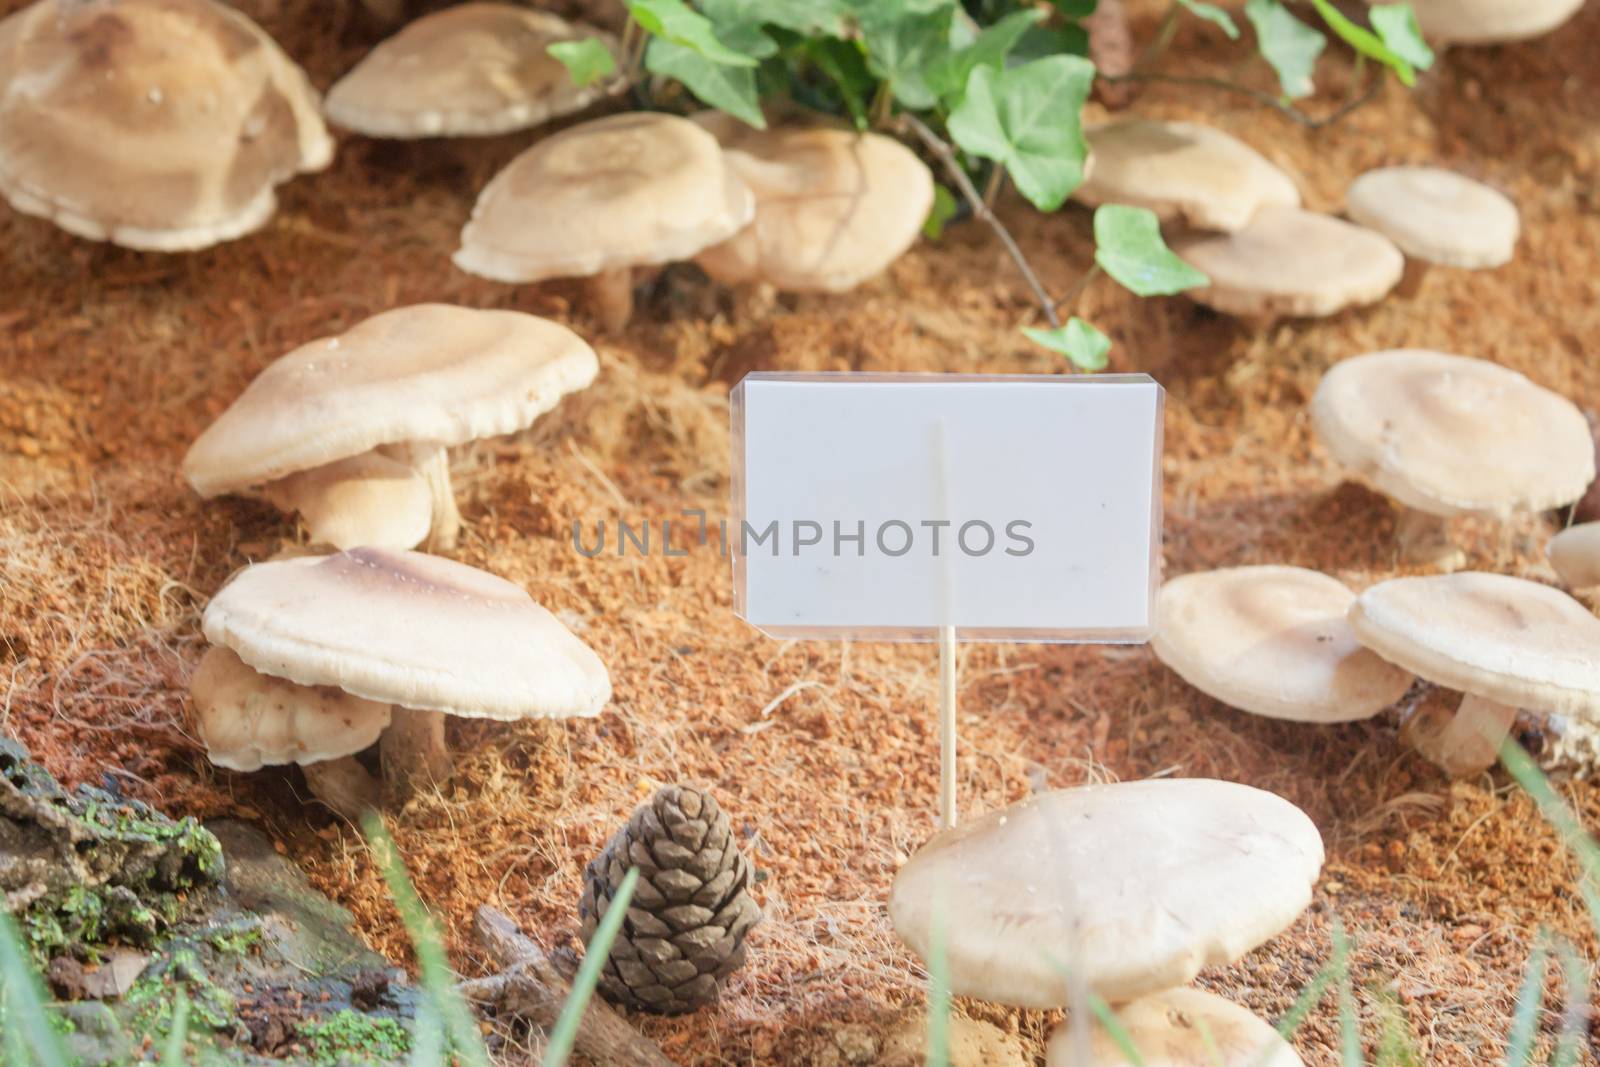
[946,55,1095,211]
[1368,3,1435,72]
[644,38,766,127]
[1092,204,1208,296]
[701,0,851,37]
[546,39,617,88]
[1308,0,1415,84]
[803,37,874,126]
[1024,318,1111,371]
[856,1,957,110]
[1012,22,1089,60]
[1051,0,1097,17]
[1244,0,1325,99]
[922,184,959,239]
[1177,0,1240,39]
[926,8,1044,106]
[626,0,756,66]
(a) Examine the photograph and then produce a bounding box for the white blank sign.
[731,373,1163,641]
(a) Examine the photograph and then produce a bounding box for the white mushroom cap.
[193,646,392,771]
[1371,0,1585,43]
[1349,572,1600,717]
[888,779,1324,1006]
[1311,350,1594,518]
[1173,207,1403,317]
[692,122,934,292]
[325,4,618,138]
[1346,166,1518,268]
[1152,566,1412,724]
[202,547,612,721]
[261,451,433,550]
[1048,987,1303,1067]
[1074,120,1300,232]
[1549,523,1600,589]
[454,112,755,283]
[182,304,598,497]
[0,0,332,251]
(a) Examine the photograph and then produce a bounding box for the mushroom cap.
[182,304,598,497]
[1349,572,1600,717]
[1373,0,1585,43]
[1074,119,1300,232]
[202,547,612,721]
[888,779,1324,1006]
[1173,206,1403,317]
[1311,349,1594,518]
[0,0,332,250]
[261,451,434,550]
[193,646,392,771]
[692,123,934,292]
[1152,566,1412,724]
[325,4,617,138]
[453,112,755,283]
[1549,523,1600,589]
[1346,166,1518,268]
[1049,987,1303,1067]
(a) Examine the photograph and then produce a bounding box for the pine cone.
[579,785,761,1014]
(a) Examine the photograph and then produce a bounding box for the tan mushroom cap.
[183,304,597,497]
[1311,350,1594,518]
[1371,0,1585,43]
[325,4,617,138]
[454,112,755,283]
[203,547,612,721]
[1173,206,1402,317]
[1049,988,1303,1067]
[1152,566,1412,724]
[193,646,391,772]
[692,122,934,292]
[0,0,332,250]
[888,779,1324,1007]
[261,451,433,550]
[1346,166,1518,268]
[1075,120,1300,232]
[1549,523,1600,589]
[1349,572,1600,717]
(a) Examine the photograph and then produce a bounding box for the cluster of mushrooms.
[0,0,935,331]
[1154,349,1600,779]
[182,302,612,819]
[1074,117,1520,324]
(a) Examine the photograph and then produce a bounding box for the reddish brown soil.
[4,1,1600,1064]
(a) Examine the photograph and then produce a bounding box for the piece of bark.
[460,907,677,1067]
[1085,0,1136,109]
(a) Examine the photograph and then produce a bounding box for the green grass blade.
[159,990,191,1067]
[1504,934,1549,1067]
[1500,741,1600,943]
[408,1000,444,1067]
[1086,992,1148,1067]
[0,909,73,1067]
[1334,922,1361,1067]
[925,899,950,1067]
[1272,920,1348,1044]
[1371,990,1421,1067]
[544,866,639,1067]
[1548,940,1589,1067]
[361,813,491,1067]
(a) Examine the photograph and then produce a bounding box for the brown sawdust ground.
[4,0,1600,1063]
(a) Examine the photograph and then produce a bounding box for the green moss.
[204,922,263,957]
[126,949,236,1038]
[298,1010,411,1066]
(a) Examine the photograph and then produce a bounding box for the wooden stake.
[938,623,957,830]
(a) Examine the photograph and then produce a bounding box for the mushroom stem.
[301,756,382,823]
[1396,507,1465,571]
[1402,692,1518,776]
[1396,259,1432,299]
[587,267,634,335]
[408,442,462,550]
[380,707,454,803]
